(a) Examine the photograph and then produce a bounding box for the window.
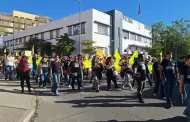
[50,30,53,39]
[81,23,85,34]
[97,23,108,35]
[15,39,18,45]
[41,33,44,39]
[56,29,60,38]
[130,33,136,41]
[137,35,142,42]
[35,34,38,38]
[30,35,32,39]
[123,31,129,39]
[23,37,26,43]
[19,38,22,44]
[142,37,147,43]
[73,24,80,35]
[68,26,73,36]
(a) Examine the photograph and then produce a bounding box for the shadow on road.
[55,88,184,109]
[92,116,188,122]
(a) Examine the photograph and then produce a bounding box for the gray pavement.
[0,75,36,122]
[33,79,188,122]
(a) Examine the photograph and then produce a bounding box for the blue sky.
[0,0,189,26]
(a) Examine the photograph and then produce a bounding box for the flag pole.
[138,0,141,15]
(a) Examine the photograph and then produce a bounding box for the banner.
[24,51,32,57]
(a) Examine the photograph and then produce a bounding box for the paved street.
[0,76,36,122]
[32,79,188,122]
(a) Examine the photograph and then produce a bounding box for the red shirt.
[19,57,30,72]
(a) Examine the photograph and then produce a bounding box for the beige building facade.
[0,10,51,36]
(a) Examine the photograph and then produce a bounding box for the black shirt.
[105,61,115,76]
[161,59,177,79]
[178,61,187,74]
[70,61,82,76]
[41,62,49,73]
[181,64,190,84]
[50,61,61,73]
[153,61,160,80]
[134,61,146,81]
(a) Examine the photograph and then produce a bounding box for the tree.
[55,33,76,55]
[81,40,102,54]
[23,38,53,56]
[148,19,190,59]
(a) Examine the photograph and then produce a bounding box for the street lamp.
[12,18,15,54]
[77,0,81,54]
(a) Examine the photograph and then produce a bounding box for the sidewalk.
[0,75,36,122]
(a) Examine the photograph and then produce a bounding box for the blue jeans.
[31,65,36,78]
[64,74,70,85]
[51,72,60,94]
[183,83,190,118]
[164,78,175,102]
[5,65,14,80]
[71,75,82,90]
[40,72,48,86]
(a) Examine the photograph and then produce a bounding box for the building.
[106,10,152,54]
[0,10,51,36]
[2,9,152,55]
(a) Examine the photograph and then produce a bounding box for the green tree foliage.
[148,19,190,59]
[55,33,76,55]
[23,38,53,56]
[81,40,100,54]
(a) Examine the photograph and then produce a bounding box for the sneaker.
[116,88,121,91]
[96,90,100,92]
[67,85,71,88]
[107,89,111,91]
[139,99,145,103]
[153,93,157,96]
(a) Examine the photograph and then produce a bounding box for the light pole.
[12,18,15,54]
[77,0,81,54]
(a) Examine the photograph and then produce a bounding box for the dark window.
[56,29,60,38]
[68,26,72,36]
[81,23,85,34]
[50,30,53,39]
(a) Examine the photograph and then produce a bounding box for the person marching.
[91,56,100,92]
[105,56,121,91]
[18,56,31,93]
[160,51,178,108]
[179,55,190,120]
[133,54,146,103]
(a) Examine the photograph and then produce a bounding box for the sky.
[0,0,190,26]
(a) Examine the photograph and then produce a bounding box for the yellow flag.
[114,50,121,72]
[16,52,19,56]
[85,54,88,60]
[148,63,153,74]
[29,56,33,64]
[36,57,42,65]
[160,52,162,57]
[114,50,121,62]
[107,53,111,58]
[4,49,6,53]
[129,51,138,66]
